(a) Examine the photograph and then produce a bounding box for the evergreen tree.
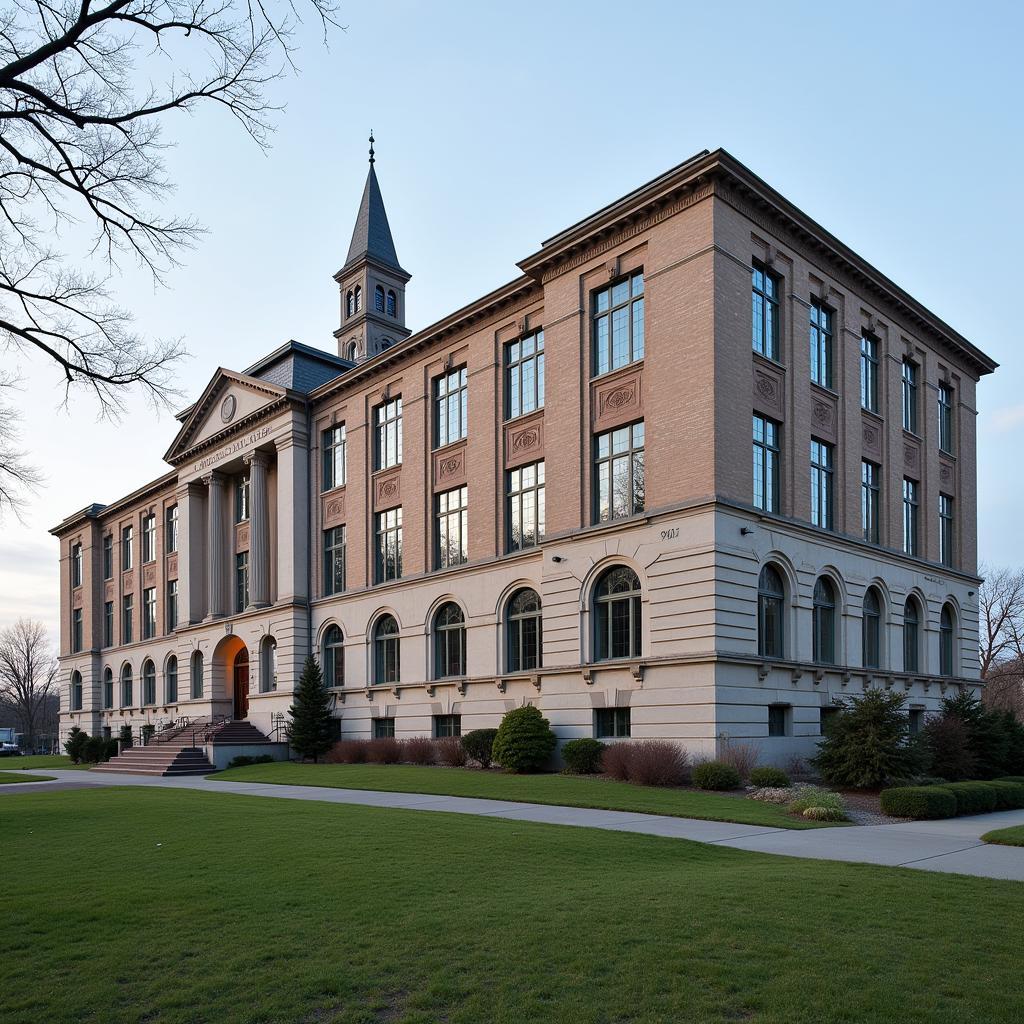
[64,726,88,763]
[288,656,334,763]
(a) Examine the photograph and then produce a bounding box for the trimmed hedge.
[987,780,1024,810]
[561,738,606,775]
[943,781,999,816]
[997,776,1024,785]
[691,761,741,791]
[749,766,790,789]
[880,786,957,820]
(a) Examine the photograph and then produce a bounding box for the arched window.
[103,667,114,709]
[142,659,156,705]
[812,578,837,665]
[757,565,785,658]
[507,588,542,673]
[434,603,466,678]
[903,598,920,673]
[940,603,956,677]
[70,670,83,712]
[323,625,344,688]
[374,615,400,685]
[166,656,178,704]
[862,587,882,669]
[386,289,397,317]
[260,636,278,693]
[346,340,358,361]
[121,664,133,707]
[346,290,354,317]
[594,566,642,661]
[374,285,385,312]
[190,650,203,699]
[354,285,362,312]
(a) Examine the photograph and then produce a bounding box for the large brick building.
[52,147,997,763]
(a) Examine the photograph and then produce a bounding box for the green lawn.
[982,824,1024,847]
[0,754,88,771]
[1,787,1022,1024]
[214,762,840,829]
[0,771,55,783]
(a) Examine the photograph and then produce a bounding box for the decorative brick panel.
[373,469,401,510]
[592,365,644,432]
[432,442,467,489]
[861,414,883,461]
[939,455,957,494]
[903,436,922,476]
[143,564,156,586]
[104,581,114,602]
[323,490,346,528]
[752,358,784,418]
[235,522,250,553]
[166,553,178,580]
[504,412,545,469]
[122,570,134,591]
[809,388,837,443]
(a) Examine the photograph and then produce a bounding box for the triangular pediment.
[164,369,289,464]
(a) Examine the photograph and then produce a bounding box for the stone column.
[204,472,226,618]
[177,481,206,624]
[244,450,270,608]
[275,435,309,606]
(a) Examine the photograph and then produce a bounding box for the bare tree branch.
[978,564,1024,678]
[0,617,58,749]
[0,0,342,519]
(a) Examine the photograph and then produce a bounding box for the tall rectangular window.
[103,601,113,647]
[323,525,346,596]
[375,397,403,470]
[860,335,879,412]
[165,505,179,554]
[122,525,133,571]
[595,707,631,739]
[753,415,780,513]
[72,608,83,653]
[594,421,645,523]
[938,383,955,454]
[593,271,644,375]
[861,460,880,544]
[322,424,347,491]
[142,587,156,640]
[71,542,83,588]
[103,672,114,709]
[809,300,833,388]
[235,475,250,524]
[939,494,954,568]
[375,507,402,583]
[434,367,468,448]
[122,594,134,645]
[768,704,791,737]
[142,514,156,563]
[751,261,780,361]
[102,534,113,579]
[235,552,249,611]
[507,461,545,551]
[810,439,834,530]
[902,359,918,433]
[506,330,544,419]
[903,478,919,556]
[436,486,469,569]
[166,580,178,632]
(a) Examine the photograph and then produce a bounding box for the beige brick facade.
[52,149,997,764]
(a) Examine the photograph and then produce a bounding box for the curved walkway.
[7,769,1024,881]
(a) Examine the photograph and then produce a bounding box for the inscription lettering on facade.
[194,425,272,473]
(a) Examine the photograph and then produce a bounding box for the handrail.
[190,715,231,749]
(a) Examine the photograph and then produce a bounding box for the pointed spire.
[343,134,406,275]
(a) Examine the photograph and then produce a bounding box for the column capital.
[201,471,226,489]
[243,449,271,469]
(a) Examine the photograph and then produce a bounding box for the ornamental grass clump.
[626,740,690,787]
[492,705,557,773]
[600,742,631,781]
[366,737,402,764]
[787,787,844,819]
[403,736,436,766]
[327,739,368,764]
[435,736,468,767]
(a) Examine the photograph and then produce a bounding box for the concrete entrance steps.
[209,721,274,745]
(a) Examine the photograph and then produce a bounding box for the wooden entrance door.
[233,650,250,719]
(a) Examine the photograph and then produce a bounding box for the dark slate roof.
[343,165,407,275]
[245,340,352,394]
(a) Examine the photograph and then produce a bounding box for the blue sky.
[2,0,1022,642]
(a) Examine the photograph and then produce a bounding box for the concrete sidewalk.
[6,769,1024,881]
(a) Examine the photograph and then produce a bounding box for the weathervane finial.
[368,130,375,165]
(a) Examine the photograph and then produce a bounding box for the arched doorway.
[232,647,250,719]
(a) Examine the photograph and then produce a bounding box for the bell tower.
[333,134,412,363]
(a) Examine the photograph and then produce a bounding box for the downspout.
[305,396,313,664]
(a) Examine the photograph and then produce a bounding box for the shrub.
[750,766,790,789]
[691,761,741,791]
[461,729,498,769]
[327,739,368,764]
[288,656,334,763]
[435,736,468,767]
[944,781,999,815]
[119,725,133,749]
[802,805,846,822]
[492,705,557,773]
[998,776,1024,785]
[718,741,761,781]
[226,754,275,769]
[561,738,606,775]
[141,724,156,745]
[624,740,689,786]
[987,780,1024,810]
[880,786,958,820]
[64,727,88,764]
[812,690,916,789]
[601,742,631,781]
[921,714,977,781]
[403,736,436,766]
[81,735,111,763]
[366,737,402,764]
[787,787,844,816]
